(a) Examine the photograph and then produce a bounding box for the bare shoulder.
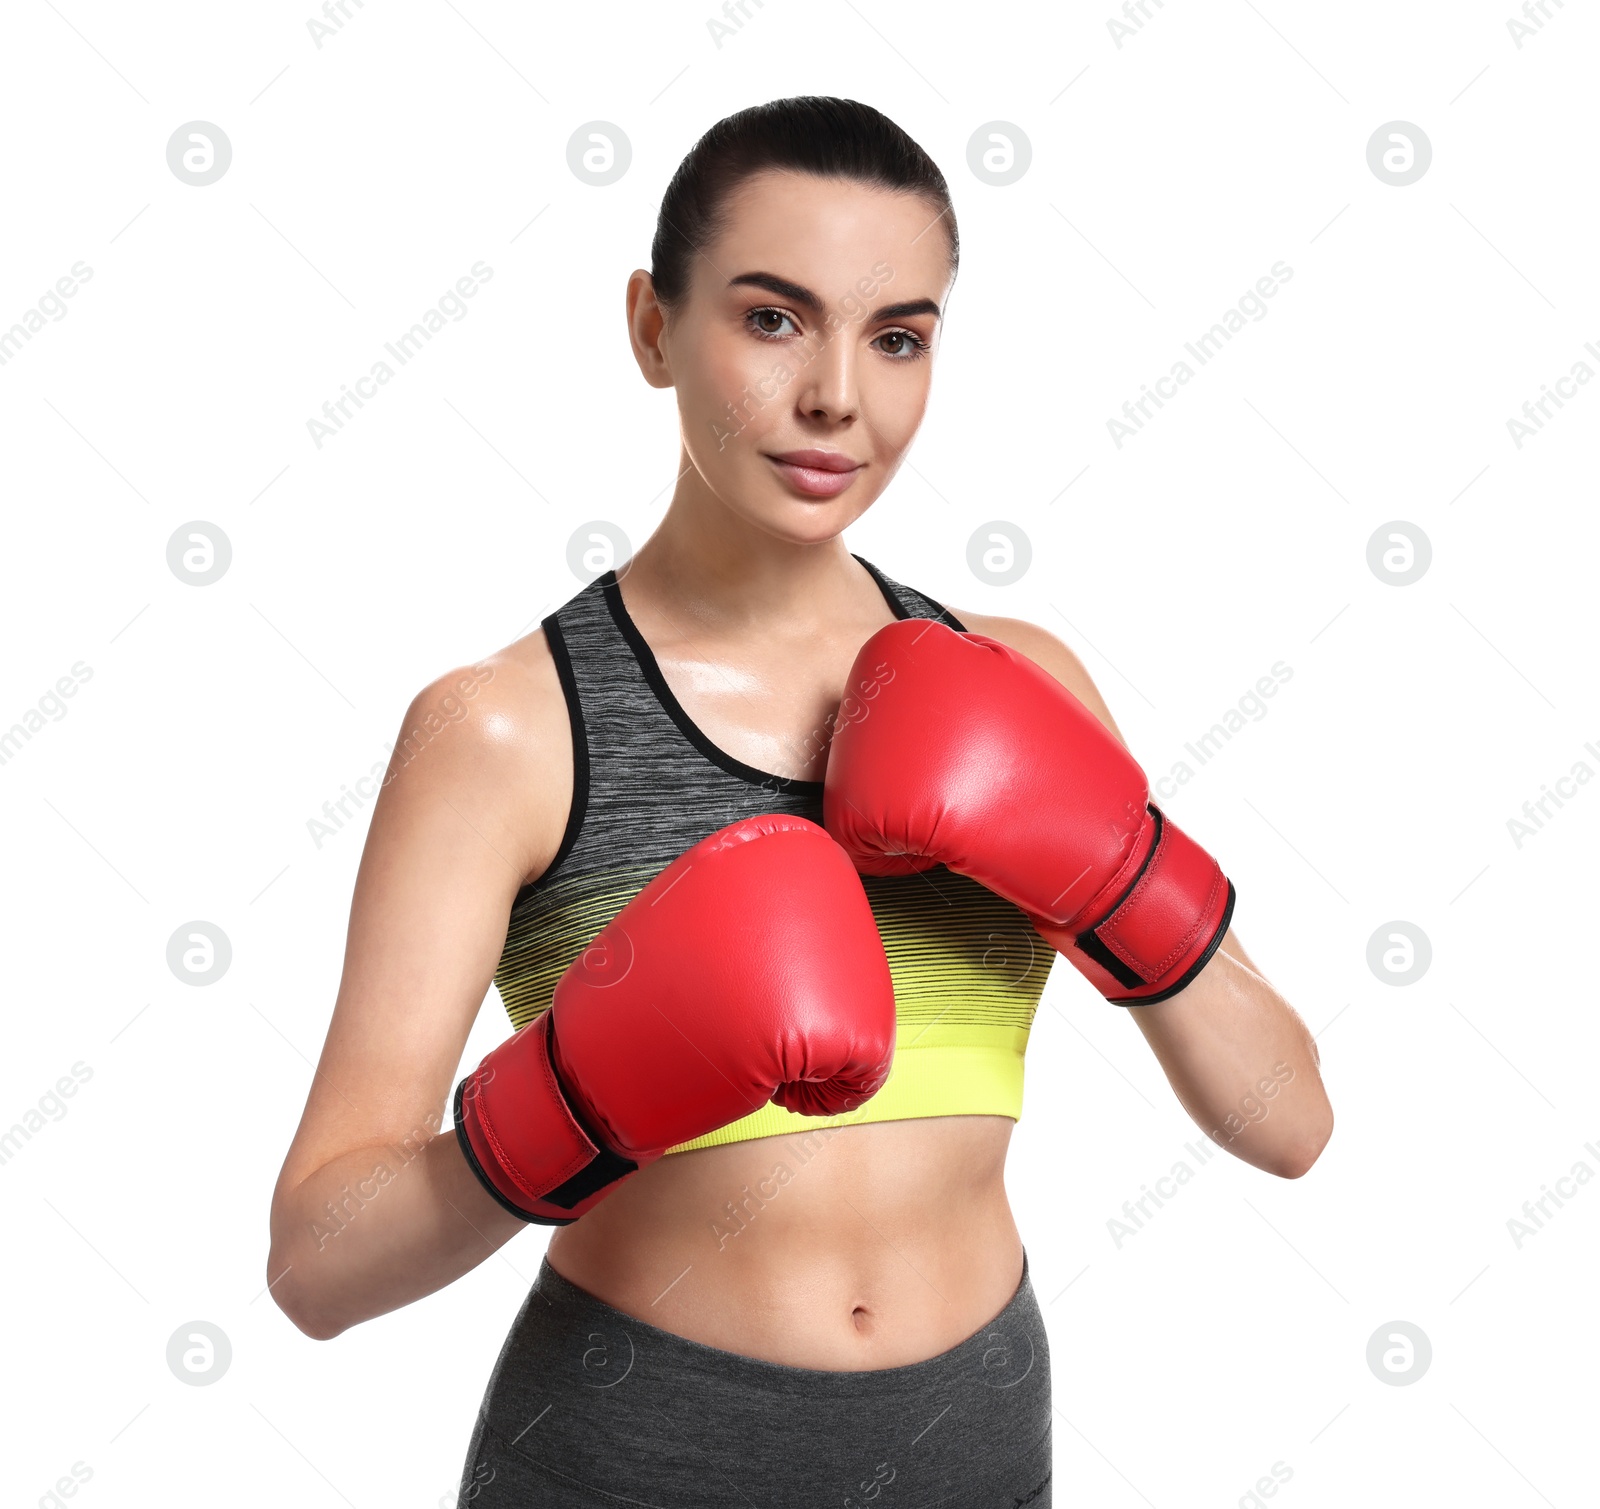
[386,626,574,890]
[268,628,573,1195]
[945,607,1129,746]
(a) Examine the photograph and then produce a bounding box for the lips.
[764,450,865,498]
[769,450,861,472]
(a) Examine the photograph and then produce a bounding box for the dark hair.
[650,96,957,315]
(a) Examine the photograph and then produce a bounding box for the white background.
[2,2,1596,1505]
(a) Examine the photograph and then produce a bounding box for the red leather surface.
[553,813,896,1151]
[824,619,1230,1001]
[458,1013,602,1216]
[1095,814,1228,983]
[461,814,896,1216]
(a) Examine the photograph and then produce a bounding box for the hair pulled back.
[649,96,957,315]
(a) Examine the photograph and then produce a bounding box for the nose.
[792,321,860,425]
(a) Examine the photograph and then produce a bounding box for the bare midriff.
[545,1113,1024,1371]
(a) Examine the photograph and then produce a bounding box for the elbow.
[265,1246,347,1342]
[1270,1109,1334,1180]
[286,1307,346,1344]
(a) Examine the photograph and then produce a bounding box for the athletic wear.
[456,1249,1052,1507]
[825,619,1237,1005]
[456,816,896,1225]
[493,557,1054,1153]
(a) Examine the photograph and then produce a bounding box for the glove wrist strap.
[454,1012,638,1225]
[1073,806,1236,1004]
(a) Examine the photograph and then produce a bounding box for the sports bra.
[492,554,1055,1154]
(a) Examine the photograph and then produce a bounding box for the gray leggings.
[457,1250,1052,1507]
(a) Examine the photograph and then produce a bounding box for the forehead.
[705,170,951,296]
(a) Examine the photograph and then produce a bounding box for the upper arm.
[272,638,572,1197]
[947,608,1132,748]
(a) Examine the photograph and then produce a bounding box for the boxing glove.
[823,619,1235,1005]
[454,813,896,1225]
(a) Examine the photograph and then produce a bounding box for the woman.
[267,96,1333,1506]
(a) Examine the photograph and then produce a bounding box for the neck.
[623,456,869,632]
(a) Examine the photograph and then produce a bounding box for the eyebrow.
[727,271,941,324]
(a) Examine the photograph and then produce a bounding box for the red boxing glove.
[823,620,1235,1005]
[454,814,896,1224]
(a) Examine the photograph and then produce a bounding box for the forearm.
[268,1124,526,1339]
[1128,942,1333,1178]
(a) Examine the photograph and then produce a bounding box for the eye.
[746,307,798,340]
[874,328,930,362]
[745,307,932,362]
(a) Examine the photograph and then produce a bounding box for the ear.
[625,269,674,390]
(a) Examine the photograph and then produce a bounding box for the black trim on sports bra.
[513,556,964,901]
[598,555,926,798]
[853,553,968,633]
[852,555,911,621]
[601,571,823,796]
[516,613,590,901]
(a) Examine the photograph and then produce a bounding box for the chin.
[709,466,842,524]
[764,513,848,545]
[749,500,857,545]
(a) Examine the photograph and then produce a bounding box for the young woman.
[267,97,1333,1507]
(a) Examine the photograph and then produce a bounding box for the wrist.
[1041,805,1237,1005]
[453,1012,640,1225]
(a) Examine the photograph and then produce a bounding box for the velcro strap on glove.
[454,1012,637,1225]
[1073,806,1236,1004]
